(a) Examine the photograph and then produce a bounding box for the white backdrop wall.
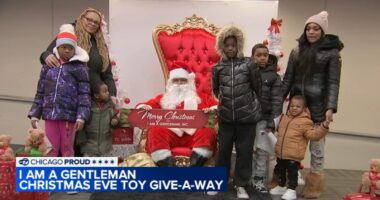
[109,0,278,106]
[278,0,380,137]
[0,0,108,145]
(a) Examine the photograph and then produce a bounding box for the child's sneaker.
[206,191,218,195]
[281,189,296,200]
[252,176,268,193]
[269,185,287,195]
[66,191,78,195]
[236,186,249,199]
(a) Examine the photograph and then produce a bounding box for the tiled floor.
[49,169,368,200]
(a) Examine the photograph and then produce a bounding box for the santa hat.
[305,11,328,33]
[169,61,195,80]
[56,24,77,48]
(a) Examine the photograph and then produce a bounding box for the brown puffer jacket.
[275,111,328,161]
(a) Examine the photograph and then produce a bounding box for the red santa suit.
[137,92,218,155]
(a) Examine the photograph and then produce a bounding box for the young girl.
[80,80,119,156]
[212,25,262,199]
[269,95,329,200]
[250,43,282,193]
[28,24,91,157]
[282,11,343,198]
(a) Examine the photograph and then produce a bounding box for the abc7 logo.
[18,158,29,166]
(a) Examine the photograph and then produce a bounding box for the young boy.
[269,95,329,200]
[251,43,282,193]
[28,24,91,158]
[80,80,119,156]
[212,25,262,199]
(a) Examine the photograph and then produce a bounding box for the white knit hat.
[168,61,195,80]
[305,11,328,33]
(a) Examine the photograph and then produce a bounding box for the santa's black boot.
[190,152,208,166]
[156,157,173,167]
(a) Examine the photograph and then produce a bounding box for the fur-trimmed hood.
[318,34,344,51]
[216,25,246,60]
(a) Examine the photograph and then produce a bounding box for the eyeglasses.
[83,16,100,26]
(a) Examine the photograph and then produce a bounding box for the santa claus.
[137,62,218,167]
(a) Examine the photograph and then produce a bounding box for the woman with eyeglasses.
[40,8,116,104]
[39,8,117,158]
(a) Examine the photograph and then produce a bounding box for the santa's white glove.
[202,108,216,114]
[137,104,152,111]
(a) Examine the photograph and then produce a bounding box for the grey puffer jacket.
[212,57,262,123]
[282,34,344,122]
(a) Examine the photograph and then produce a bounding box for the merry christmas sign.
[119,109,216,129]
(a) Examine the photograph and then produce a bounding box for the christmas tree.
[101,17,136,159]
[101,18,130,108]
[263,18,286,78]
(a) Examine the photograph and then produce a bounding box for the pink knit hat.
[305,11,328,33]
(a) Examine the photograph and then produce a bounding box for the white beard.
[160,82,201,110]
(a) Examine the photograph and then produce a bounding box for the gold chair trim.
[152,14,220,84]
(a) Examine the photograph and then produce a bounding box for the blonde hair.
[76,8,109,72]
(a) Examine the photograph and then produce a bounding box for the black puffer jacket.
[212,57,262,123]
[256,55,282,129]
[282,34,344,122]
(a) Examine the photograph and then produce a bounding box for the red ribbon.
[268,18,282,34]
[262,39,269,46]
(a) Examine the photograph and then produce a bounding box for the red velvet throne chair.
[137,14,221,166]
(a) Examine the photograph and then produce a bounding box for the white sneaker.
[66,191,78,195]
[206,191,218,195]
[269,185,287,195]
[252,176,268,193]
[281,189,296,200]
[236,186,249,199]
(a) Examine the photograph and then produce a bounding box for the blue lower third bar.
[16,167,227,192]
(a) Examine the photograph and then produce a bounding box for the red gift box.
[0,160,49,200]
[0,160,16,200]
[18,192,49,200]
[343,193,380,200]
[343,183,380,200]
[112,127,133,144]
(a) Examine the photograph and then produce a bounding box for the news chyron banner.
[16,157,227,192]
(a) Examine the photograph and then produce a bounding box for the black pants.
[216,122,256,187]
[274,158,300,190]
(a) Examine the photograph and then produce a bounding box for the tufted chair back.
[152,14,220,96]
[147,15,220,166]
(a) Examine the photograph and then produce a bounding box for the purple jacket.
[28,47,91,122]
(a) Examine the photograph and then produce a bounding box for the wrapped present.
[18,192,49,200]
[104,127,140,158]
[342,192,380,200]
[0,160,16,200]
[119,153,156,167]
[112,127,133,145]
[342,179,380,200]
